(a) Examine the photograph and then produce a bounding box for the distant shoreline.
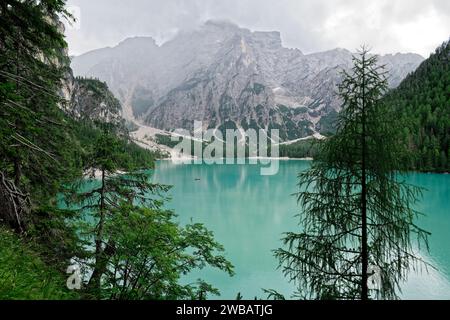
[158,156,313,161]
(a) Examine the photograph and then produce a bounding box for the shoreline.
[154,159,450,174]
[83,168,127,179]
[157,156,313,161]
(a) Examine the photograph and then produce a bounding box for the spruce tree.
[0,0,72,230]
[276,48,430,300]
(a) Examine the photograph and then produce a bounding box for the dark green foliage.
[155,133,180,148]
[317,110,339,136]
[383,40,450,172]
[217,120,238,134]
[252,83,265,95]
[276,48,429,300]
[255,104,265,115]
[273,105,315,140]
[242,82,265,95]
[0,1,92,298]
[279,139,320,158]
[161,130,319,159]
[277,104,290,114]
[243,119,261,132]
[0,0,166,300]
[123,140,160,168]
[102,205,233,299]
[65,127,234,299]
[219,94,234,119]
[0,0,75,206]
[66,127,172,298]
[157,134,206,157]
[71,119,159,170]
[293,107,309,115]
[27,206,88,273]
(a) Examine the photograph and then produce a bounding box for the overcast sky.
[65,0,450,57]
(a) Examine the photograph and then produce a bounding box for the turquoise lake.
[151,160,450,299]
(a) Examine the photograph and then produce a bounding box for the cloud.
[65,0,450,57]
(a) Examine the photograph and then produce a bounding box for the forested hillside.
[384,40,450,172]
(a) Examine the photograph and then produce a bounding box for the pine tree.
[0,0,73,230]
[276,48,430,300]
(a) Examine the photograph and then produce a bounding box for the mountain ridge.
[71,21,424,141]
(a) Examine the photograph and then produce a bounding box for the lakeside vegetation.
[156,132,321,159]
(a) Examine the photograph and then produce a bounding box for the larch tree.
[276,47,430,300]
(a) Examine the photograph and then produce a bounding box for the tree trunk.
[88,168,107,297]
[14,42,22,188]
[13,157,21,187]
[360,53,369,301]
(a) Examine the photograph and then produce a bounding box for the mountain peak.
[117,36,157,48]
[252,30,282,49]
[71,22,425,140]
[204,19,241,30]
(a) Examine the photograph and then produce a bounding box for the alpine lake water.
[149,159,450,299]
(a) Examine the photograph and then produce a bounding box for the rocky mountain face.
[54,18,124,128]
[60,71,123,126]
[71,20,424,141]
